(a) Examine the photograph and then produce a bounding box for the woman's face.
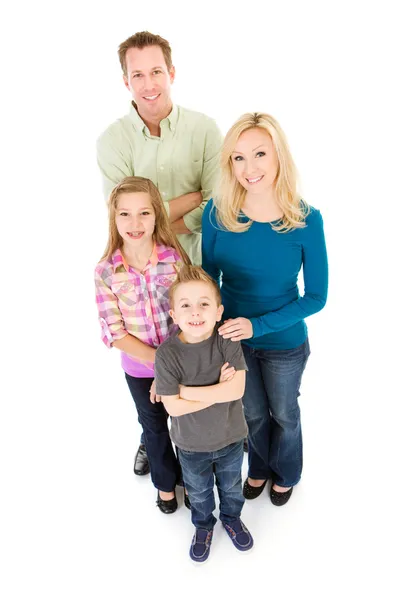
[231,127,279,195]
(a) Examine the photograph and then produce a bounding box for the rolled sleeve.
[94,268,128,348]
[183,120,222,234]
[96,127,133,201]
[182,203,205,234]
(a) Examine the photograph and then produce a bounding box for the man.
[97,31,222,266]
[97,31,222,479]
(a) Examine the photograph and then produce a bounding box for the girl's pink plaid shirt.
[94,243,183,377]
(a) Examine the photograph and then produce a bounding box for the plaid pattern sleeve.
[94,262,128,348]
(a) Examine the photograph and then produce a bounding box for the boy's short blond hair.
[169,265,221,307]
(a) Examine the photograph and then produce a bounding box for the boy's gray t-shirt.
[155,330,248,452]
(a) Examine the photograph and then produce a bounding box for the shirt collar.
[128,102,178,135]
[111,249,129,272]
[112,243,179,273]
[154,242,180,264]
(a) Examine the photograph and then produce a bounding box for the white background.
[1,1,399,598]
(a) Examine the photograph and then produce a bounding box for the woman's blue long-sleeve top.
[201,202,328,350]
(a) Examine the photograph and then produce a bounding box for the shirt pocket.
[111,281,137,308]
[154,273,176,304]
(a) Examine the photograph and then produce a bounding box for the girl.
[202,113,328,506]
[95,176,190,514]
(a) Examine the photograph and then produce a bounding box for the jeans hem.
[248,473,270,480]
[192,518,217,531]
[272,478,301,488]
[220,515,242,525]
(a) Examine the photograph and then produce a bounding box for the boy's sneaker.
[189,528,213,563]
[222,519,254,551]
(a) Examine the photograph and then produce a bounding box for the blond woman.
[202,113,328,506]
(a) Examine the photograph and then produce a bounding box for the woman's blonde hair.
[215,112,309,233]
[101,176,191,264]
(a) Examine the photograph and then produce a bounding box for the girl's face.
[231,127,279,196]
[115,192,156,248]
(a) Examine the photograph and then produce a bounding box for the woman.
[202,113,328,506]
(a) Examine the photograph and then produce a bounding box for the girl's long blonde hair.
[215,112,309,233]
[100,176,191,264]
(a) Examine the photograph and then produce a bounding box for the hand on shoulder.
[218,318,253,342]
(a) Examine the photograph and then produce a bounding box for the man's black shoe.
[133,444,150,476]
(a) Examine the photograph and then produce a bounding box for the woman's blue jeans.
[241,339,310,488]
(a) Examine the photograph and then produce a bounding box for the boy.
[155,266,253,563]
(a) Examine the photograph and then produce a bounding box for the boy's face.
[170,281,223,342]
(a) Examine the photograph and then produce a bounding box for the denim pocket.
[179,448,196,456]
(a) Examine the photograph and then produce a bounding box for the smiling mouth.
[143,94,160,101]
[246,176,264,184]
[188,321,205,327]
[127,231,144,239]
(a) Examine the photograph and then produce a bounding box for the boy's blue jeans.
[178,440,245,530]
[241,339,310,488]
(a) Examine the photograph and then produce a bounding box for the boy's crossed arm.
[160,364,246,417]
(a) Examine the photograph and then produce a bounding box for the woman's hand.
[219,362,236,382]
[218,318,253,342]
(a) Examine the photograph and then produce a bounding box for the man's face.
[123,45,175,123]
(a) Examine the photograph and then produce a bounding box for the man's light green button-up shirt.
[97,103,222,265]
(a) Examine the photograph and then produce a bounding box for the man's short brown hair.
[169,266,222,307]
[118,31,173,76]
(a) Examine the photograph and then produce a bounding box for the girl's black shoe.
[156,490,178,514]
[270,485,293,506]
[243,477,268,500]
